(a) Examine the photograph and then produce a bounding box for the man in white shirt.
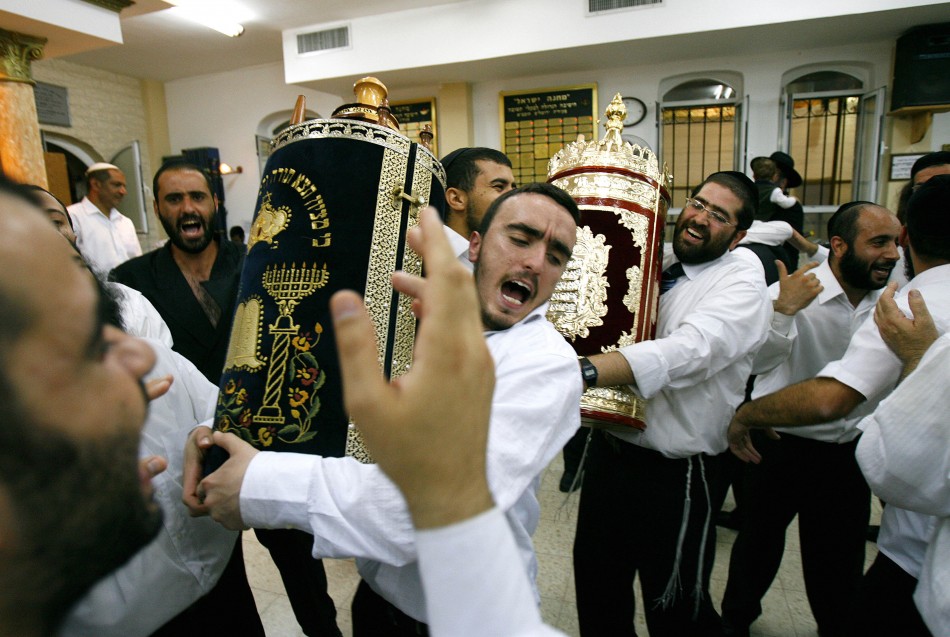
[721,202,900,637]
[327,206,565,636]
[0,178,166,637]
[855,290,947,637]
[439,147,516,268]
[729,174,950,637]
[67,162,141,274]
[573,171,772,636]
[188,182,583,634]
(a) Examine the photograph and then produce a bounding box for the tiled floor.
[245,454,881,636]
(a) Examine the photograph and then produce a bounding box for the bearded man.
[720,202,900,637]
[572,171,772,636]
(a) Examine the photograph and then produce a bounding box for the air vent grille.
[297,26,349,54]
[589,0,661,12]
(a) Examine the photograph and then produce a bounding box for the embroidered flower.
[291,335,312,352]
[235,388,248,406]
[224,379,237,394]
[288,388,310,408]
[297,366,319,386]
[238,408,253,428]
[314,322,323,335]
[257,427,275,447]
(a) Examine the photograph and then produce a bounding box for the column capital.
[0,29,47,85]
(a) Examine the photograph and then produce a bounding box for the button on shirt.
[239,303,582,621]
[612,248,771,458]
[752,259,881,442]
[68,197,142,275]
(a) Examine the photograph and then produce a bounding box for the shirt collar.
[484,302,549,338]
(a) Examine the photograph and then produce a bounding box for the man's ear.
[445,187,468,214]
[830,235,848,259]
[898,225,909,250]
[728,229,747,251]
[468,231,482,265]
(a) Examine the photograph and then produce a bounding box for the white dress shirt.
[68,197,142,275]
[443,225,474,270]
[61,343,238,637]
[612,248,771,457]
[855,333,950,637]
[113,282,174,347]
[417,507,565,636]
[240,304,582,621]
[875,505,937,580]
[752,259,881,442]
[819,263,950,409]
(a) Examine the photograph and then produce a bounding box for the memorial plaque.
[390,98,437,156]
[500,85,597,184]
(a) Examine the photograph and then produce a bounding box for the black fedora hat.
[769,151,802,188]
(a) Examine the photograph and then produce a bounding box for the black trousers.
[573,430,724,637]
[351,578,430,636]
[254,527,342,637]
[850,552,932,637]
[150,537,265,637]
[721,433,870,637]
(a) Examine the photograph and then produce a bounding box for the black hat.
[768,151,802,188]
[752,151,802,189]
[910,151,950,180]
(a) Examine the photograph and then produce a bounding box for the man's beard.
[672,218,737,264]
[839,247,893,290]
[0,425,162,631]
[160,211,215,254]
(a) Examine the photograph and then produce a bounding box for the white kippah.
[86,162,120,175]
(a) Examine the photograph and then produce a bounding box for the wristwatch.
[578,356,598,389]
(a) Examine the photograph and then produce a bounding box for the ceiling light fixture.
[164,0,247,37]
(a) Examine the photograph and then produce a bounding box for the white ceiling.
[35,1,950,94]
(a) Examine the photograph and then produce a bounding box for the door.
[853,87,886,202]
[110,141,149,234]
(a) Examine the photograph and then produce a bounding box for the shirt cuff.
[620,340,668,399]
[770,311,795,335]
[240,451,317,531]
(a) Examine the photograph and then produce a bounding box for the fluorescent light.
[165,0,248,37]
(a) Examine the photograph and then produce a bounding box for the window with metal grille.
[785,71,864,208]
[659,77,742,212]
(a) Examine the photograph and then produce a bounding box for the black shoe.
[721,617,750,637]
[559,470,583,493]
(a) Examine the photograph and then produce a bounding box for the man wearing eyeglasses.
[573,171,772,636]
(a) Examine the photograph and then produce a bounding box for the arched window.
[784,69,865,208]
[659,72,744,208]
[781,64,885,243]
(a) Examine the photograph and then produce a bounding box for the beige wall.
[32,57,170,247]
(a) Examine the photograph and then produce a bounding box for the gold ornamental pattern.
[582,385,648,422]
[389,160,431,378]
[546,226,610,341]
[271,119,446,191]
[551,173,659,210]
[622,265,644,316]
[347,147,409,462]
[224,296,267,372]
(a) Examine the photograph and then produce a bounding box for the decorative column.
[0,28,47,187]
